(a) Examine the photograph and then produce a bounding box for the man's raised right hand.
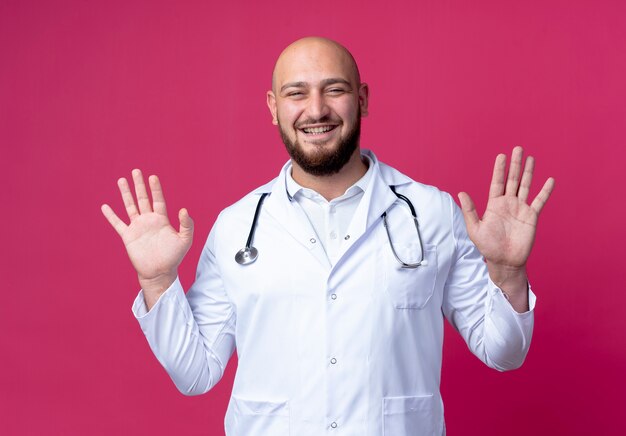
[101,169,193,309]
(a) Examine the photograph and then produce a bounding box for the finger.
[149,175,168,216]
[457,192,480,234]
[488,153,507,199]
[132,169,152,214]
[101,204,127,236]
[178,208,194,242]
[505,146,524,196]
[530,177,555,215]
[117,177,139,220]
[517,155,534,202]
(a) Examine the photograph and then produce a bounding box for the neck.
[291,149,368,201]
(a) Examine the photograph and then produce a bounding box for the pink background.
[1,0,625,434]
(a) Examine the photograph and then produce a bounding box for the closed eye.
[285,91,305,98]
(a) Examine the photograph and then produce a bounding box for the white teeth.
[303,126,333,134]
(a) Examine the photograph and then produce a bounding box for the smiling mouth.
[300,125,337,135]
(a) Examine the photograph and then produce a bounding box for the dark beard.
[279,115,361,176]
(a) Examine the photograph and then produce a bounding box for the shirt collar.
[285,153,374,202]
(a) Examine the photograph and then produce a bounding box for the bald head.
[271,37,361,93]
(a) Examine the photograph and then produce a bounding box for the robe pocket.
[382,394,437,436]
[231,396,290,435]
[383,243,438,309]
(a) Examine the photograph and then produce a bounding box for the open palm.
[458,147,554,269]
[101,169,193,284]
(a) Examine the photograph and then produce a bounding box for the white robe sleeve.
[131,225,236,394]
[442,195,536,371]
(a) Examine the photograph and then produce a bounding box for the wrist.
[486,262,528,295]
[139,272,177,306]
[486,262,529,312]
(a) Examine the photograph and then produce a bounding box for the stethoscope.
[235,186,425,268]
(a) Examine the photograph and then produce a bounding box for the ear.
[358,83,369,117]
[266,91,278,125]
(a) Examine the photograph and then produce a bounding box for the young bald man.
[102,37,554,435]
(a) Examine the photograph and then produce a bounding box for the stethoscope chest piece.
[235,247,259,265]
[235,192,269,266]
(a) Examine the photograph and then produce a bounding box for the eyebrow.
[280,78,353,92]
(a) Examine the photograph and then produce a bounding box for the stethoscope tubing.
[235,187,425,269]
[245,192,269,249]
[234,192,269,265]
[382,186,426,269]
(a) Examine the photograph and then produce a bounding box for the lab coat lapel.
[261,165,332,271]
[346,156,399,242]
[332,151,415,267]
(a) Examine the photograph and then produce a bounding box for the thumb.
[457,192,480,233]
[178,208,194,241]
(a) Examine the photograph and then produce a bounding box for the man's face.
[267,39,369,176]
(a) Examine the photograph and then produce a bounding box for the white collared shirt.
[285,157,373,265]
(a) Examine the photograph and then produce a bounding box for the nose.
[306,90,330,121]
